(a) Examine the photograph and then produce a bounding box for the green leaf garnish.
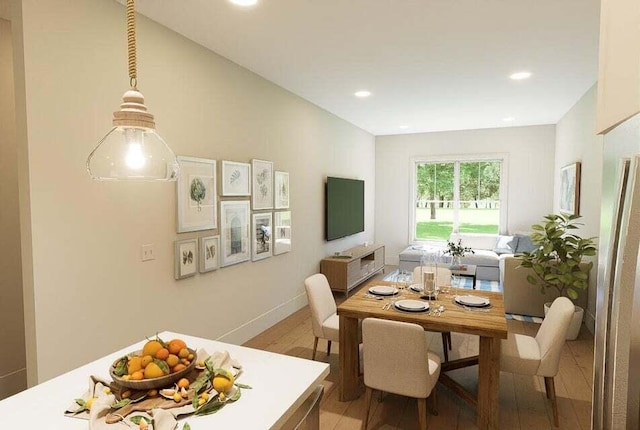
[154,358,170,375]
[194,399,225,416]
[72,398,87,414]
[112,398,132,409]
[130,415,152,425]
[234,382,252,389]
[113,356,128,376]
[227,387,241,402]
[183,423,191,430]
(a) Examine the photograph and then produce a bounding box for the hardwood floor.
[243,269,594,429]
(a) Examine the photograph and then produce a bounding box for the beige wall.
[0,16,26,398]
[375,125,556,264]
[554,84,603,333]
[14,0,374,382]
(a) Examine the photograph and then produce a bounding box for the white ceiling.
[133,0,601,136]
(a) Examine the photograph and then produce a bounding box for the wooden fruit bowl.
[110,348,197,390]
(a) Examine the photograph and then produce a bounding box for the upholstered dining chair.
[304,273,340,360]
[412,266,453,361]
[500,296,575,427]
[362,318,441,430]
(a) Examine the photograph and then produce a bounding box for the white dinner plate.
[455,295,490,307]
[409,283,423,292]
[368,285,398,296]
[394,299,429,312]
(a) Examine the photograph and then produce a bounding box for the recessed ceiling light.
[354,90,371,98]
[509,71,532,80]
[399,125,410,129]
[229,0,258,6]
[502,117,515,122]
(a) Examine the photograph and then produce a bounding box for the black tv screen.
[325,177,365,241]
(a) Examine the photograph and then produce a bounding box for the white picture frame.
[252,212,273,261]
[252,159,274,210]
[176,156,217,233]
[221,160,251,196]
[559,162,581,216]
[175,238,198,279]
[199,235,220,273]
[273,211,292,255]
[220,200,251,267]
[274,171,290,209]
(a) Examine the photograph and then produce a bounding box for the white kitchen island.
[0,331,329,429]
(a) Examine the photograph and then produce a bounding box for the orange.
[130,370,144,381]
[178,348,189,359]
[177,378,190,389]
[155,348,169,360]
[142,340,163,358]
[172,364,186,373]
[168,339,187,355]
[166,354,180,368]
[212,373,234,393]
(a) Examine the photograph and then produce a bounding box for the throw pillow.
[493,235,515,255]
[514,234,537,253]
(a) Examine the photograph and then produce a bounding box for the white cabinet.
[597,0,640,134]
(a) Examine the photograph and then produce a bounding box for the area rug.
[382,269,543,323]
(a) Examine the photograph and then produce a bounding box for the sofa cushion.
[514,234,537,253]
[449,233,498,251]
[493,235,516,255]
[461,249,500,267]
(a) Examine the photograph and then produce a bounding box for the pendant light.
[87,0,178,181]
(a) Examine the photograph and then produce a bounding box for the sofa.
[500,256,589,317]
[399,233,536,281]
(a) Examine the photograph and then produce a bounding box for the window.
[412,157,505,241]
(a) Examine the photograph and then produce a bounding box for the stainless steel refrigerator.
[593,113,640,430]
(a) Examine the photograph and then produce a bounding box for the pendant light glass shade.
[87,89,178,181]
[87,0,178,181]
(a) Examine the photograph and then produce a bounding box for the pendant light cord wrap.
[126,0,137,88]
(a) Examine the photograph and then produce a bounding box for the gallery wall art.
[220,200,251,267]
[176,156,217,233]
[252,159,273,210]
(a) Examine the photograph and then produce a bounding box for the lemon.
[141,355,153,368]
[142,340,164,357]
[86,397,96,410]
[127,356,143,375]
[212,373,235,393]
[144,362,164,379]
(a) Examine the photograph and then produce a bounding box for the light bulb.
[124,129,146,170]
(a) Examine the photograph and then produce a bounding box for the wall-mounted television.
[325,176,365,241]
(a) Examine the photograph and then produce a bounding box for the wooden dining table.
[338,280,508,430]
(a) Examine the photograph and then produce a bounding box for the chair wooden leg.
[327,340,332,356]
[417,397,428,430]
[545,376,559,427]
[362,387,373,430]
[430,387,438,416]
[441,334,449,362]
[544,376,551,399]
[312,337,318,360]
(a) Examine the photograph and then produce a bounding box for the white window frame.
[409,153,509,244]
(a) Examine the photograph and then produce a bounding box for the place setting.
[453,294,492,312]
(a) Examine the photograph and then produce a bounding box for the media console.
[320,244,385,295]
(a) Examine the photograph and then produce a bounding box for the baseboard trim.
[216,292,308,345]
[0,368,27,400]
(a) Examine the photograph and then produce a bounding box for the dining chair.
[412,266,453,361]
[361,318,441,430]
[304,273,340,360]
[500,296,575,427]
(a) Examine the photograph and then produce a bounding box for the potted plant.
[444,239,474,268]
[516,213,597,339]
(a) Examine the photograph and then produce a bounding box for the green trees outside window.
[415,160,502,240]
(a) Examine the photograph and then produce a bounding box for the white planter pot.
[544,302,584,340]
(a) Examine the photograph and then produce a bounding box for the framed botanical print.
[175,239,197,279]
[221,160,251,196]
[176,156,217,233]
[199,235,220,273]
[274,171,290,209]
[220,200,251,267]
[273,211,291,255]
[252,159,274,210]
[252,212,272,261]
[559,162,581,215]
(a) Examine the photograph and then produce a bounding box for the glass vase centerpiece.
[444,239,474,269]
